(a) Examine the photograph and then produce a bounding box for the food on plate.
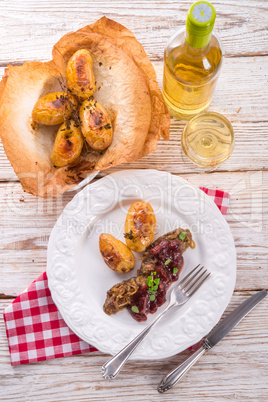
[51,120,84,167]
[124,201,156,252]
[66,49,96,100]
[104,278,139,314]
[99,234,135,273]
[80,99,113,150]
[103,228,194,321]
[32,91,78,125]
[0,17,170,197]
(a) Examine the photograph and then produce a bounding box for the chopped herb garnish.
[104,123,112,130]
[131,306,139,313]
[148,288,156,294]
[150,295,156,302]
[165,259,171,265]
[179,232,186,240]
[147,276,153,287]
[173,267,179,274]
[147,271,159,296]
[124,230,137,241]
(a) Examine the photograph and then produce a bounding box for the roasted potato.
[124,201,156,252]
[99,233,135,274]
[51,119,84,167]
[79,99,113,150]
[66,49,96,100]
[32,92,78,125]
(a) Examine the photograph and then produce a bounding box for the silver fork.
[102,264,210,379]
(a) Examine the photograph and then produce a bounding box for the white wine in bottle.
[163,1,224,120]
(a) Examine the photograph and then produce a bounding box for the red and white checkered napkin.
[4,188,230,366]
[4,274,97,366]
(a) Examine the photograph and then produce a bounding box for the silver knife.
[158,289,267,393]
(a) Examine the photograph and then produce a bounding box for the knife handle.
[158,342,209,393]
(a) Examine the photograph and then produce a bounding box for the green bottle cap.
[185,1,216,48]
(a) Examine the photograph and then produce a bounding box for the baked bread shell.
[0,17,169,197]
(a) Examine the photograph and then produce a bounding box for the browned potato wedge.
[79,99,113,150]
[124,201,156,252]
[99,233,135,273]
[51,119,84,167]
[32,92,78,125]
[66,49,96,100]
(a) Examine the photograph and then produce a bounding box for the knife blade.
[205,289,267,347]
[158,289,267,393]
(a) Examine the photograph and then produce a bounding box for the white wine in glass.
[181,112,234,168]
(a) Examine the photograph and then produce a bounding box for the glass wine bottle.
[163,1,224,120]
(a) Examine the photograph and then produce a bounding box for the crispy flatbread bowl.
[0,17,169,197]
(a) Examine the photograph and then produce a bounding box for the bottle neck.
[185,25,213,50]
[183,34,211,56]
[185,2,216,48]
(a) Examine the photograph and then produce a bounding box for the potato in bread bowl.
[0,17,169,197]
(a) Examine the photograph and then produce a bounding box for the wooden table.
[0,1,267,400]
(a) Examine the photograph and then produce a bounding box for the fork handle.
[157,342,209,393]
[102,304,175,379]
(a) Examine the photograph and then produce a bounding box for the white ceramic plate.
[47,169,236,360]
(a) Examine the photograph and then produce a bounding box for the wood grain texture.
[0,56,268,180]
[0,171,267,296]
[0,0,267,66]
[0,0,267,400]
[1,292,267,401]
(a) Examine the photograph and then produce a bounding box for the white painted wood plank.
[0,0,267,66]
[0,292,267,401]
[0,56,267,180]
[0,1,267,399]
[0,171,267,296]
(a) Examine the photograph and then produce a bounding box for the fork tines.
[178,264,210,297]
